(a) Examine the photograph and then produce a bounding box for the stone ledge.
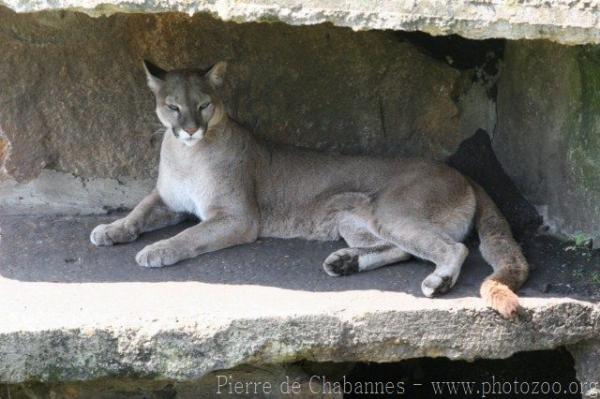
[2,0,600,45]
[0,170,153,216]
[0,215,598,384]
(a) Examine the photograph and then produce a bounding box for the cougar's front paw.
[90,222,138,246]
[135,242,181,268]
[323,249,359,276]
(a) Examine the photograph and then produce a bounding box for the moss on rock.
[496,40,600,240]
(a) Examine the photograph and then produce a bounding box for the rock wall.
[0,5,494,213]
[569,340,600,399]
[495,41,600,240]
[2,5,600,240]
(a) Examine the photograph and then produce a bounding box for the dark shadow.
[1,130,598,302]
[447,129,542,239]
[396,31,504,74]
[343,348,581,398]
[1,213,599,302]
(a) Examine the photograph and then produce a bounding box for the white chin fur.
[176,128,204,146]
[181,137,201,146]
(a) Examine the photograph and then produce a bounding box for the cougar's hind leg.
[370,218,469,297]
[323,219,411,277]
[323,244,412,277]
[366,171,476,296]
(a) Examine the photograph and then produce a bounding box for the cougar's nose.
[183,127,197,136]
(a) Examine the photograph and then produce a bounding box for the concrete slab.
[0,214,598,383]
[2,0,600,45]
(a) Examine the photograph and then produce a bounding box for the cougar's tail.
[470,179,529,318]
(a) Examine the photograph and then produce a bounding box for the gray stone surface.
[188,364,344,398]
[568,340,600,399]
[5,364,346,398]
[494,41,600,241]
[0,214,598,384]
[2,0,600,45]
[0,5,491,183]
[0,169,153,216]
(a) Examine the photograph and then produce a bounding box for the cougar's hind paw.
[323,249,360,277]
[421,273,453,297]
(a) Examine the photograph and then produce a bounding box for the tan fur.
[470,180,529,318]
[90,61,529,318]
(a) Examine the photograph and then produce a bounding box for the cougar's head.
[143,60,227,147]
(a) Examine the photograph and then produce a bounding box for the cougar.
[90,60,529,318]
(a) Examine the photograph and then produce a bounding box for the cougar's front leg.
[90,190,186,246]
[135,213,258,268]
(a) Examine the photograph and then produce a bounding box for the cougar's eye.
[167,104,179,112]
[198,102,211,111]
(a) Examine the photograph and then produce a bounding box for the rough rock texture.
[568,340,600,399]
[2,0,600,45]
[4,364,344,398]
[495,41,600,241]
[1,214,599,387]
[0,170,153,216]
[0,352,583,398]
[0,5,492,184]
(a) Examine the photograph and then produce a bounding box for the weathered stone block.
[568,340,600,399]
[6,364,345,398]
[495,40,600,240]
[0,6,490,184]
[3,0,600,45]
[1,214,599,385]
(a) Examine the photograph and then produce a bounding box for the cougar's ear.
[143,60,167,93]
[205,61,227,87]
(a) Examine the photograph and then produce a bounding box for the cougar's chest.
[157,166,196,214]
[156,154,213,218]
